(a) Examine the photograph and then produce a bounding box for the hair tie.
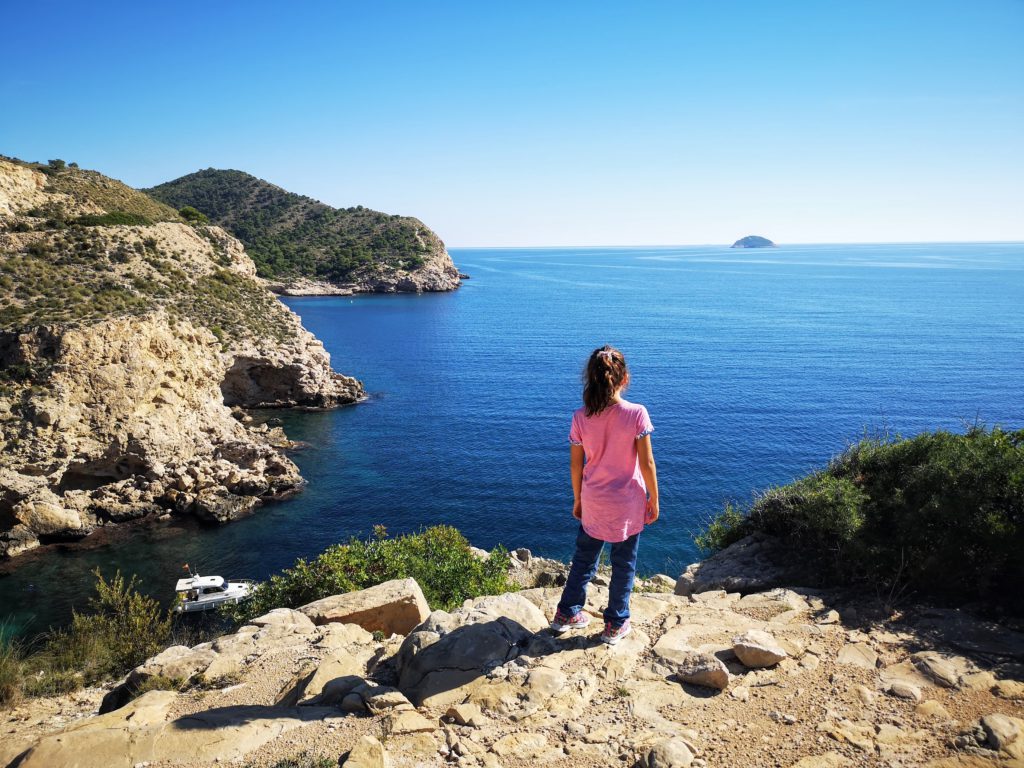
[596,350,613,359]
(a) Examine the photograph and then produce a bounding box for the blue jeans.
[556,525,640,626]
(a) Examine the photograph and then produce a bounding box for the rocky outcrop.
[264,239,462,296]
[0,313,304,556]
[0,158,365,558]
[298,578,431,636]
[675,533,807,596]
[350,240,462,293]
[9,574,1024,768]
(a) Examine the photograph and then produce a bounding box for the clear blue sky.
[2,1,1022,246]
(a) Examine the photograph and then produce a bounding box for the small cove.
[2,242,1022,638]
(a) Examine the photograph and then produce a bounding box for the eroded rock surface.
[6,571,1024,768]
[0,158,365,558]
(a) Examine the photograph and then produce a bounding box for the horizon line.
[447,239,1024,250]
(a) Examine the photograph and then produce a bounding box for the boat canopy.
[175,575,226,592]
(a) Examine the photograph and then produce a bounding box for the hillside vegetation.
[698,426,1024,608]
[0,158,293,342]
[146,169,440,281]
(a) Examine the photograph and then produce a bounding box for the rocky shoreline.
[0,158,366,559]
[263,245,464,297]
[3,545,1022,768]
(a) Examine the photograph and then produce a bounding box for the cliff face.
[145,168,463,295]
[0,158,365,558]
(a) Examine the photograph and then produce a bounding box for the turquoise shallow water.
[2,243,1023,637]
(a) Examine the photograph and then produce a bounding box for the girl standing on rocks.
[551,345,659,645]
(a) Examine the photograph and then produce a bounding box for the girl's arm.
[570,444,585,519]
[637,434,659,523]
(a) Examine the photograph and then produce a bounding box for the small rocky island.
[731,235,775,248]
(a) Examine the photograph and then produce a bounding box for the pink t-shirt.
[568,399,654,543]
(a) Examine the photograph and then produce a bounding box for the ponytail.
[582,345,629,416]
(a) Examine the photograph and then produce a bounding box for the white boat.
[175,569,253,613]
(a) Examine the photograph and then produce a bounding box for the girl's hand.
[572,498,583,520]
[645,497,660,524]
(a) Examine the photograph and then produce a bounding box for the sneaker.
[550,610,591,633]
[601,619,631,645]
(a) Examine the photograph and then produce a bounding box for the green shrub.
[179,206,210,224]
[0,631,24,708]
[22,570,174,695]
[696,427,1024,606]
[224,525,513,624]
[74,212,153,227]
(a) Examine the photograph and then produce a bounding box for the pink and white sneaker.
[601,619,631,645]
[550,610,591,633]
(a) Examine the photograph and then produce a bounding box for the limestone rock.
[383,709,436,736]
[298,578,430,636]
[994,679,1024,700]
[652,627,693,665]
[345,735,389,768]
[647,573,677,591]
[981,713,1021,751]
[675,533,805,596]
[888,681,922,701]
[396,594,543,707]
[296,649,365,705]
[732,629,788,668]
[837,642,878,670]
[641,737,694,768]
[491,732,548,758]
[250,607,317,632]
[916,699,953,720]
[791,754,853,768]
[18,690,338,768]
[446,703,486,727]
[676,652,730,690]
[0,157,366,560]
[913,651,964,689]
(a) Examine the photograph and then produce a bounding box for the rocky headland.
[145,169,463,295]
[0,157,365,558]
[3,546,1022,768]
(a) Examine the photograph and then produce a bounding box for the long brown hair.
[583,345,629,416]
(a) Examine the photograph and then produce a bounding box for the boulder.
[913,651,964,689]
[383,710,436,736]
[396,594,543,707]
[345,735,389,768]
[298,578,430,636]
[676,652,730,690]
[642,737,694,768]
[981,713,1021,751]
[732,629,788,668]
[296,649,365,705]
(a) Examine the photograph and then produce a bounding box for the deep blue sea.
[3,243,1023,637]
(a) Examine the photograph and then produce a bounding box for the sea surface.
[3,243,1023,637]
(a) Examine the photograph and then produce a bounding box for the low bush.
[224,525,513,624]
[73,211,153,227]
[0,631,24,708]
[12,570,174,703]
[696,427,1024,607]
[179,205,210,224]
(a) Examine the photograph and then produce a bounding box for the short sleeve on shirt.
[635,405,654,440]
[568,411,583,446]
